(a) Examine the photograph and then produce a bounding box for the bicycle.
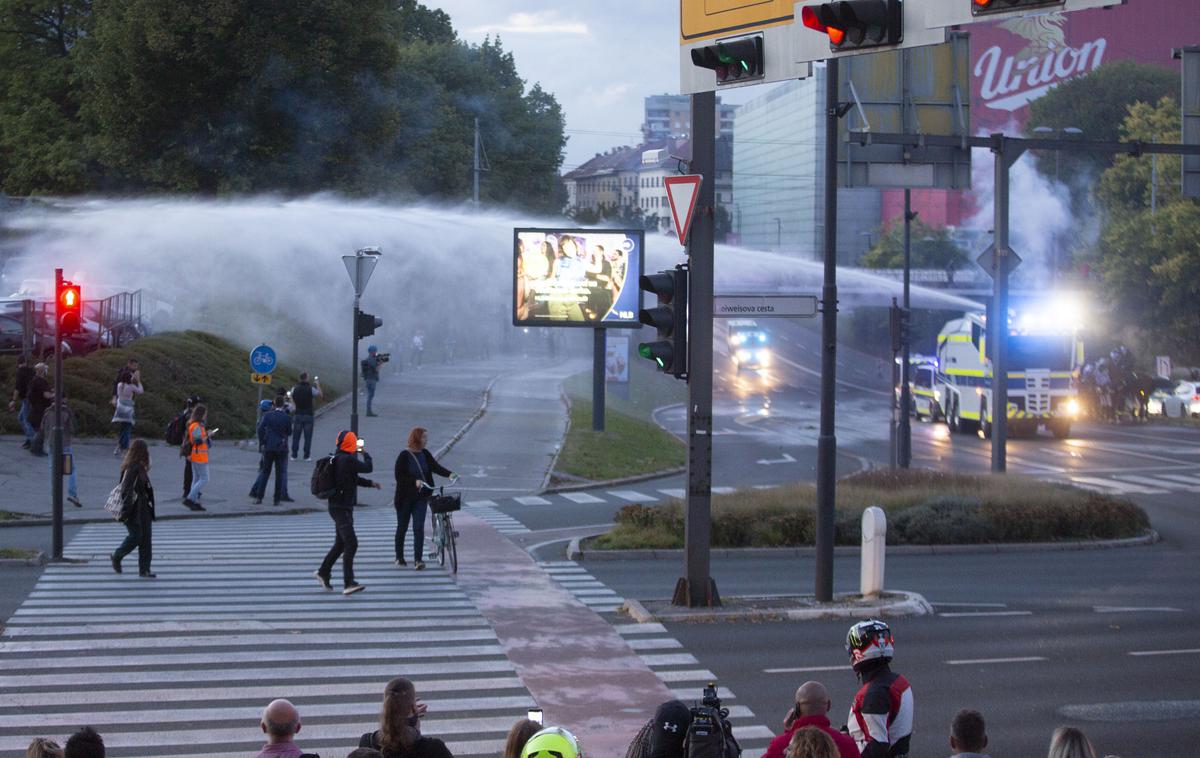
[425,483,462,574]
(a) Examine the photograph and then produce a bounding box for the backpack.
[165,411,187,446]
[310,453,338,499]
[684,706,741,758]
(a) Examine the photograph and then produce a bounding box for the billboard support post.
[673,90,718,608]
[592,328,606,432]
[815,59,840,604]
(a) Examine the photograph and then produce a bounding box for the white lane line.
[712,486,736,494]
[1111,474,1200,491]
[470,499,498,507]
[658,488,686,498]
[946,656,1047,665]
[513,496,552,506]
[1094,606,1184,613]
[764,665,850,674]
[938,611,1033,618]
[1068,476,1168,495]
[560,492,607,504]
[1129,648,1200,657]
[609,490,657,502]
[930,602,1008,608]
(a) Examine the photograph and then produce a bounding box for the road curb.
[0,550,46,566]
[544,466,688,495]
[572,529,1160,561]
[621,590,934,623]
[436,374,501,460]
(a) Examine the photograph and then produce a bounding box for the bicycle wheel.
[446,515,458,574]
[434,514,448,567]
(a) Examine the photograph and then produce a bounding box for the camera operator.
[361,345,389,418]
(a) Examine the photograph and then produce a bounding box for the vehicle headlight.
[1065,398,1080,417]
[731,335,744,345]
[934,391,941,401]
[736,349,751,362]
[758,350,771,366]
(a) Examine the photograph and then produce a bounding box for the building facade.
[643,94,737,143]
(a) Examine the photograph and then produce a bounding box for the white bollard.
[860,506,887,600]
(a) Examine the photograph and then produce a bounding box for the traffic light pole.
[351,301,360,436]
[990,137,1021,473]
[815,59,840,603]
[592,328,606,432]
[51,268,64,560]
[673,90,718,608]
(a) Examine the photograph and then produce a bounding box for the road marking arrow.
[756,452,796,466]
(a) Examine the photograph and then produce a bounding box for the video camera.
[374,353,391,364]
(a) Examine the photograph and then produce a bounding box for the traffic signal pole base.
[671,576,721,608]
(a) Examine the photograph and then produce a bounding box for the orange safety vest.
[187,421,209,464]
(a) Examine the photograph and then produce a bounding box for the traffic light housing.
[355,310,382,339]
[57,280,82,335]
[638,265,688,380]
[690,34,764,86]
[801,0,902,52]
[971,0,1064,16]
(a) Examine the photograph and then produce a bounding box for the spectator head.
[272,395,285,409]
[120,439,151,477]
[347,750,384,758]
[34,362,48,376]
[338,430,358,454]
[368,345,378,354]
[26,737,63,758]
[125,358,139,370]
[649,699,691,758]
[406,427,428,452]
[379,677,419,754]
[1048,726,1097,758]
[260,699,301,743]
[259,399,273,413]
[951,709,987,755]
[186,395,202,408]
[794,681,832,718]
[785,726,838,758]
[190,404,207,423]
[299,372,309,382]
[504,718,543,758]
[63,727,104,758]
[845,619,894,673]
[521,727,582,758]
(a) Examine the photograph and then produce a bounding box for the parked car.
[1147,380,1200,418]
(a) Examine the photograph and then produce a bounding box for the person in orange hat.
[315,430,380,595]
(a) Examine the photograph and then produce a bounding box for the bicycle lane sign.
[250,344,278,374]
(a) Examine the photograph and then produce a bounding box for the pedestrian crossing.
[0,509,532,758]
[540,561,776,757]
[472,485,741,512]
[1056,471,1200,496]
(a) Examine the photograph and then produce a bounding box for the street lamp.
[343,247,382,434]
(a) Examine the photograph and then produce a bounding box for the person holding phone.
[316,430,380,595]
[393,426,455,571]
[182,404,215,511]
[358,677,450,758]
[504,717,542,758]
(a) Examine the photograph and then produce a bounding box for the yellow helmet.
[520,726,582,758]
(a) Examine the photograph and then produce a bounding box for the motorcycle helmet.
[846,619,894,670]
[521,727,582,758]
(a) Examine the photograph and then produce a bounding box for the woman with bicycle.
[394,427,455,571]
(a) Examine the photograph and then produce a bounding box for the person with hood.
[315,430,380,595]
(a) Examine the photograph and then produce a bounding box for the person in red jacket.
[763,681,860,758]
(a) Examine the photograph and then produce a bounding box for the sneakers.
[252,498,263,505]
[279,496,295,503]
[303,456,312,462]
[313,571,332,591]
[139,572,156,579]
[20,440,30,449]
[67,496,82,508]
[110,553,122,574]
[394,558,407,567]
[414,561,426,571]
[290,455,298,461]
[343,583,366,595]
[182,499,205,511]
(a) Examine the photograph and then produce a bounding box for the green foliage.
[859,219,969,282]
[556,402,685,482]
[0,0,566,207]
[1024,60,1178,189]
[1097,97,1182,214]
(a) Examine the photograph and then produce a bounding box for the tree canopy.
[860,219,970,283]
[0,0,566,210]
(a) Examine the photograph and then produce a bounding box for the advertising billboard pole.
[673,89,718,608]
[592,328,606,432]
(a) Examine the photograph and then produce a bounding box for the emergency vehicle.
[935,309,1083,439]
[896,354,942,421]
[726,319,770,371]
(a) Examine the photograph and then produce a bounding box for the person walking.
[362,346,382,417]
[315,430,379,595]
[111,439,156,578]
[393,427,455,570]
[9,354,35,449]
[289,372,322,461]
[182,404,214,511]
[357,677,451,758]
[27,362,52,456]
[39,389,82,508]
[174,395,201,502]
[251,396,294,505]
[111,366,143,455]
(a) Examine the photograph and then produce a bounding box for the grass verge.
[555,401,686,482]
[0,548,37,559]
[0,510,29,522]
[591,468,1151,549]
[0,331,340,440]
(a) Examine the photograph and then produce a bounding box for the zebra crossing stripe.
[658,488,686,498]
[1112,473,1200,491]
[1068,476,1168,494]
[1157,473,1200,486]
[610,490,657,502]
[561,492,607,503]
[513,495,551,505]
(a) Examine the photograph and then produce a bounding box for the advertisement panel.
[606,335,630,383]
[513,228,643,328]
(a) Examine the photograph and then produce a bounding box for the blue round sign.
[250,345,277,374]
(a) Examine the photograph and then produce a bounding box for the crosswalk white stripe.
[625,638,683,650]
[640,653,700,666]
[470,499,498,507]
[561,492,606,503]
[655,668,719,682]
[1156,473,1200,486]
[609,490,657,502]
[513,495,551,505]
[712,486,736,494]
[0,627,497,653]
[7,607,483,623]
[1068,476,1168,494]
[658,488,686,498]
[1112,473,1200,491]
[614,622,668,635]
[566,588,622,596]
[1,617,490,636]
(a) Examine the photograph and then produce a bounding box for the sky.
[422,1,767,172]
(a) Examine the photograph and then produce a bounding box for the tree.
[1096,97,1181,215]
[860,219,969,284]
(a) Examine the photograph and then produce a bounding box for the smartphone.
[527,708,543,725]
[356,438,365,451]
[209,427,220,435]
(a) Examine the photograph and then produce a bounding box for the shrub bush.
[892,496,990,544]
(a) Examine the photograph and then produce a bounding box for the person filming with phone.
[393,426,456,571]
[315,431,380,595]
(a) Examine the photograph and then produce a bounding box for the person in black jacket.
[358,677,451,758]
[111,439,156,578]
[393,427,455,570]
[316,430,380,595]
[250,396,293,505]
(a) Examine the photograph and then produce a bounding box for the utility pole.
[898,189,913,469]
[51,269,64,560]
[990,136,1016,473]
[473,117,481,206]
[342,249,381,435]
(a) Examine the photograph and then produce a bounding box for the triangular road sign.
[665,174,703,246]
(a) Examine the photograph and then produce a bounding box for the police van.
[725,319,770,371]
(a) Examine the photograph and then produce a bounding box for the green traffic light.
[639,344,652,359]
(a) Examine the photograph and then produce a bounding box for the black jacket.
[329,451,375,510]
[119,462,155,523]
[358,730,452,758]
[394,449,451,508]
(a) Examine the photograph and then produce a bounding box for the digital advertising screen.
[513,228,643,328]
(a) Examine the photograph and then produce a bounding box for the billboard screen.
[513,228,643,328]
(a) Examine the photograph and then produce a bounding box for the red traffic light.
[57,281,82,334]
[802,6,846,46]
[801,1,901,51]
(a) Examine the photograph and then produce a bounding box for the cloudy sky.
[423,1,764,172]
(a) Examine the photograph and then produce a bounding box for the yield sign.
[664,174,702,246]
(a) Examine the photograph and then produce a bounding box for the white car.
[1147,381,1200,418]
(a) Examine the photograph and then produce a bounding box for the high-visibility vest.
[187,421,209,464]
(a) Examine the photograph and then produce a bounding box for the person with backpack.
[393,426,455,570]
[314,430,379,595]
[110,439,156,578]
[182,404,215,512]
[844,620,912,758]
[289,373,322,461]
[165,396,201,502]
[251,396,294,505]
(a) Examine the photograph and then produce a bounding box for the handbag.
[103,470,130,520]
[111,398,135,424]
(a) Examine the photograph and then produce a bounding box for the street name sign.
[665,174,703,245]
[714,294,819,318]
